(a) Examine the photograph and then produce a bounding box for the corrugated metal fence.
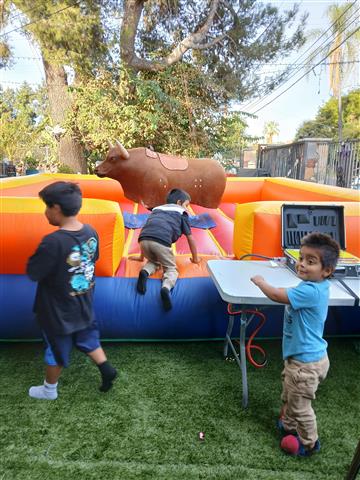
[257,139,360,189]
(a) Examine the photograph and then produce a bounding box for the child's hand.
[190,257,201,264]
[251,275,264,286]
[131,255,144,262]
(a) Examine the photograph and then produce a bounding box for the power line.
[257,60,360,66]
[242,2,359,110]
[9,56,360,67]
[3,1,47,27]
[247,13,360,112]
[251,25,360,115]
[0,0,81,38]
[0,80,43,86]
[241,0,358,110]
[259,62,359,75]
[242,3,359,111]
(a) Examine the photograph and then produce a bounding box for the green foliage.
[10,0,107,76]
[1,1,308,170]
[138,1,307,100]
[295,89,360,140]
[24,155,39,169]
[57,163,74,174]
[0,84,59,169]
[0,340,359,479]
[263,121,280,144]
[0,41,12,68]
[67,64,253,159]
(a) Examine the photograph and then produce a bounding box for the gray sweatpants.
[140,239,178,290]
[281,355,330,448]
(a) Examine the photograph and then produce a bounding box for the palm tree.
[263,121,280,144]
[307,3,360,141]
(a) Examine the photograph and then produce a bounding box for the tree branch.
[120,0,224,72]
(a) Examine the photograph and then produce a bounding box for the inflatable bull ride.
[0,144,359,340]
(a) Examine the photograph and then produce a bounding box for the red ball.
[281,435,300,455]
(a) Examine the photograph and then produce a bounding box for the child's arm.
[186,234,200,264]
[27,238,57,282]
[251,275,290,304]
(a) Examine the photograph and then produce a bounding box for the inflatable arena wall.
[1,174,359,340]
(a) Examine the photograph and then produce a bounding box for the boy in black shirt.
[27,181,117,400]
[135,188,199,311]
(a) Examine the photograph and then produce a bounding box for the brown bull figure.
[95,141,226,209]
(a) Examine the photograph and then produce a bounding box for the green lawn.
[0,339,359,479]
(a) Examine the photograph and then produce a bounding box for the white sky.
[1,1,359,143]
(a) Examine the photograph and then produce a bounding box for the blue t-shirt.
[283,279,330,362]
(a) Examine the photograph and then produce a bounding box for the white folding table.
[207,260,358,408]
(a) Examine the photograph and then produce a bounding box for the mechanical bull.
[95,141,226,209]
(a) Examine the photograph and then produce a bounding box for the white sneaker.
[29,385,58,400]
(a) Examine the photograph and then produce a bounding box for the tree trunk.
[43,60,87,173]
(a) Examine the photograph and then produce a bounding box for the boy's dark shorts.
[43,324,101,367]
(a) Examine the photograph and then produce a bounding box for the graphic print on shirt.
[66,237,98,295]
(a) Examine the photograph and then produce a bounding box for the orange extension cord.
[227,305,268,368]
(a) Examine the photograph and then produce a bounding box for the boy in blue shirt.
[251,232,340,456]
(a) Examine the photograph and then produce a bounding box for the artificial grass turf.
[0,339,359,480]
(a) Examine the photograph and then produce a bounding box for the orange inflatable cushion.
[0,197,124,276]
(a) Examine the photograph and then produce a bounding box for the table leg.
[345,440,360,480]
[223,314,234,357]
[224,306,249,408]
[240,311,248,408]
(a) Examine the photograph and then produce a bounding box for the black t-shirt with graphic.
[27,224,99,335]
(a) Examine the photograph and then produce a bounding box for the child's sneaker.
[137,270,149,294]
[29,382,58,400]
[281,434,321,457]
[160,287,172,311]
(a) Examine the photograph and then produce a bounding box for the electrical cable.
[239,253,273,261]
[245,9,360,113]
[245,11,360,113]
[245,22,359,113]
[239,253,287,264]
[241,1,358,111]
[227,305,268,368]
[250,24,360,115]
[3,1,47,27]
[0,0,82,38]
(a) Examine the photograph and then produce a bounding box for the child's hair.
[301,232,340,270]
[166,188,191,204]
[39,181,82,216]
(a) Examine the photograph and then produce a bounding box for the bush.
[25,156,39,170]
[57,163,74,174]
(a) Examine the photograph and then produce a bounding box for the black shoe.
[137,270,149,294]
[160,287,172,311]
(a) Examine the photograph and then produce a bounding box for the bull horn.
[107,140,114,148]
[115,139,130,159]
